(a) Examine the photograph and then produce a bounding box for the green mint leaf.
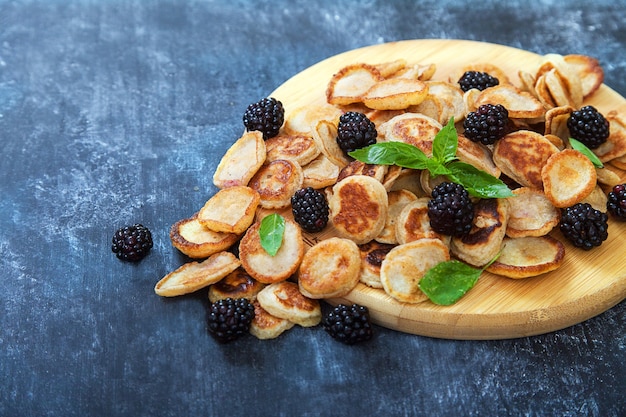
[446,161,514,198]
[432,117,458,165]
[425,158,452,177]
[259,213,285,256]
[349,142,431,170]
[569,138,604,168]
[418,260,482,305]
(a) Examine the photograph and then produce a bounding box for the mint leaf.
[432,117,458,165]
[349,142,431,169]
[569,138,604,168]
[259,213,285,256]
[418,260,481,305]
[446,161,514,198]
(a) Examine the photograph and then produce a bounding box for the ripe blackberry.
[243,97,284,139]
[463,104,510,145]
[559,203,608,250]
[458,71,499,92]
[323,303,373,345]
[207,297,255,343]
[567,105,610,149]
[607,183,626,221]
[336,111,377,154]
[291,187,329,233]
[427,182,474,237]
[111,224,153,262]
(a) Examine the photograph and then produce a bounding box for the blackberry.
[458,71,499,92]
[567,105,610,149]
[336,111,377,154]
[559,203,609,250]
[111,224,153,262]
[463,104,510,145]
[291,187,329,233]
[207,297,255,343]
[607,183,626,220]
[323,303,373,345]
[243,97,284,139]
[427,182,474,237]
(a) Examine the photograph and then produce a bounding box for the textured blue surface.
[1,1,625,416]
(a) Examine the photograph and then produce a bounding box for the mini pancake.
[474,84,545,119]
[394,198,449,245]
[197,185,260,234]
[358,241,396,289]
[456,133,501,178]
[337,160,388,184]
[376,189,418,244]
[486,236,565,279]
[493,130,560,189]
[541,149,596,208]
[451,198,509,267]
[248,159,304,209]
[170,215,240,259]
[362,77,429,110]
[505,187,560,238]
[328,175,389,244]
[256,281,322,327]
[155,251,241,297]
[298,237,361,299]
[380,239,450,304]
[239,217,304,284]
[213,130,266,188]
[326,63,383,106]
[563,54,604,99]
[208,267,266,303]
[283,104,342,136]
[301,154,340,189]
[249,300,295,340]
[264,133,320,166]
[378,112,442,156]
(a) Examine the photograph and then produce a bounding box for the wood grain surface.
[270,39,626,340]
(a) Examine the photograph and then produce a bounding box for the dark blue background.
[1,1,625,416]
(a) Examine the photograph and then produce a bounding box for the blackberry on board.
[559,203,609,250]
[323,303,373,345]
[111,224,153,262]
[458,70,499,92]
[607,183,626,220]
[427,182,474,237]
[463,104,510,145]
[566,105,610,149]
[207,297,255,343]
[291,187,329,233]
[243,97,284,139]
[336,111,377,154]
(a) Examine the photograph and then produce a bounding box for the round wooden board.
[270,39,626,340]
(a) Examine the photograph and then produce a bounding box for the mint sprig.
[349,117,513,199]
[418,254,500,305]
[259,213,285,256]
[569,137,604,168]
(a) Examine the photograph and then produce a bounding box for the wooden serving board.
[270,39,626,340]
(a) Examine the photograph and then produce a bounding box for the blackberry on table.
[567,105,610,149]
[323,303,373,345]
[291,187,329,233]
[111,224,153,262]
[427,182,474,237]
[607,183,626,221]
[207,297,255,343]
[336,111,377,154]
[559,203,609,250]
[458,71,499,92]
[463,104,510,145]
[243,97,284,139]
